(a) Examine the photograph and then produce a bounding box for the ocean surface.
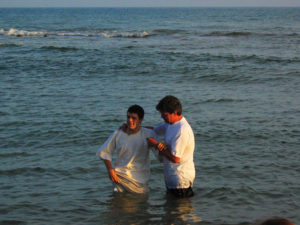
[0,7,300,225]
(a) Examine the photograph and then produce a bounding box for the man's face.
[160,111,177,124]
[127,112,142,131]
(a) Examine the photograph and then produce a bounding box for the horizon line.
[1,6,300,8]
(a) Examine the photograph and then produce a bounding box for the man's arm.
[104,159,120,183]
[147,137,180,163]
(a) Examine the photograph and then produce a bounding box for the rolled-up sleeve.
[97,130,118,161]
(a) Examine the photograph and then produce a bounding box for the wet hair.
[260,217,294,225]
[127,105,144,119]
[156,95,182,115]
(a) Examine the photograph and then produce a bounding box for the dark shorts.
[167,186,194,198]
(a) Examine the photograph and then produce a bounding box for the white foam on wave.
[1,28,153,38]
[102,31,151,38]
[5,28,48,37]
[58,32,91,37]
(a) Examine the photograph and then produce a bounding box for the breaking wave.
[1,28,299,39]
[0,28,154,38]
[1,28,48,37]
[102,31,153,38]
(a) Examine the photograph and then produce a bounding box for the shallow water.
[1,7,300,225]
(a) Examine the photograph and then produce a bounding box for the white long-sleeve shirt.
[97,127,157,193]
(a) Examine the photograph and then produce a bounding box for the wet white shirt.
[97,127,157,193]
[154,117,195,189]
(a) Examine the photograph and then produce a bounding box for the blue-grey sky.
[1,0,300,7]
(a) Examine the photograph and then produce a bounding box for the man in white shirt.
[97,105,157,194]
[147,95,195,197]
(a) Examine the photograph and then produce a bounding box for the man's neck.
[171,115,183,124]
[126,127,141,135]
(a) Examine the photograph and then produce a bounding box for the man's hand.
[108,168,120,183]
[104,159,120,183]
[147,138,167,151]
[157,142,167,152]
[147,138,180,163]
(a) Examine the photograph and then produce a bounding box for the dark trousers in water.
[167,186,194,198]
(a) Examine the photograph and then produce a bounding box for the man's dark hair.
[127,105,144,119]
[156,95,182,115]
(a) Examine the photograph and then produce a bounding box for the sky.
[1,0,300,8]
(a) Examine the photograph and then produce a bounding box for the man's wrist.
[108,168,115,174]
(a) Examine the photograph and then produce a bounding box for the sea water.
[0,7,300,225]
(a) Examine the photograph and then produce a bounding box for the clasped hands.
[147,137,167,152]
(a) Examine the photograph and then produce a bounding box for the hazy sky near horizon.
[1,0,300,7]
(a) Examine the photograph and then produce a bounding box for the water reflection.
[101,192,151,224]
[159,194,202,224]
[101,191,202,224]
